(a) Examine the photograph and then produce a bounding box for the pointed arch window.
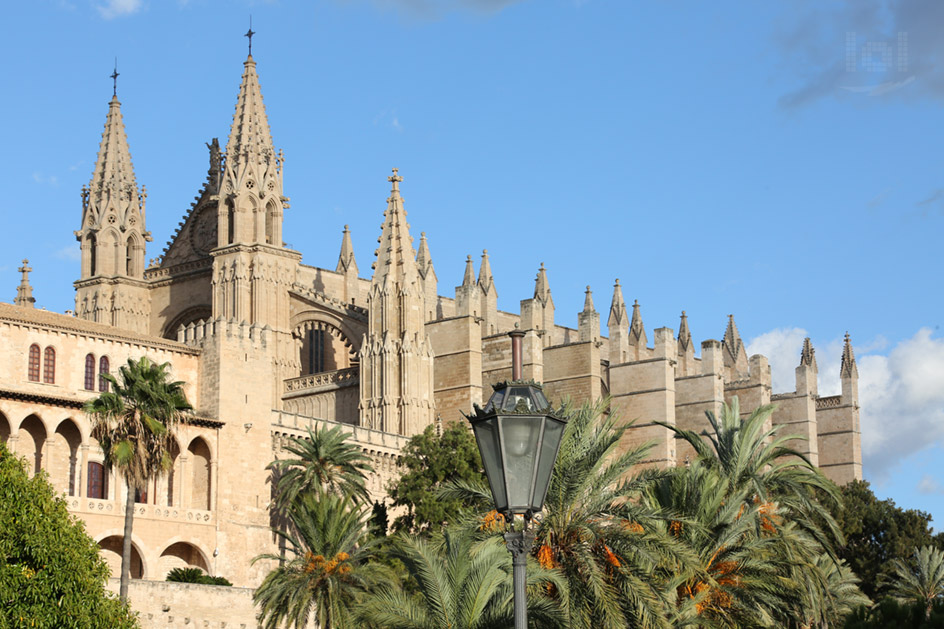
[84,354,96,390]
[43,346,56,384]
[28,344,41,382]
[99,356,110,392]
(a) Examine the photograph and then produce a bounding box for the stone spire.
[456,255,477,317]
[14,260,35,308]
[415,232,438,321]
[73,83,151,334]
[76,91,151,278]
[478,249,494,295]
[578,285,600,342]
[218,53,286,247]
[533,262,552,304]
[478,250,498,335]
[336,225,357,274]
[800,337,817,370]
[677,311,692,352]
[371,169,419,288]
[521,263,555,345]
[796,336,818,397]
[360,169,435,436]
[462,255,476,287]
[416,232,435,280]
[840,333,858,379]
[722,314,749,378]
[629,299,647,348]
[607,279,629,364]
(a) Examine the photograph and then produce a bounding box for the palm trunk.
[120,480,136,601]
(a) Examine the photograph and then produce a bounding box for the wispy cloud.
[96,0,143,19]
[32,172,59,187]
[918,474,944,495]
[368,0,523,18]
[55,245,82,262]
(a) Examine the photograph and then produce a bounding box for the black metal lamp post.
[465,328,569,629]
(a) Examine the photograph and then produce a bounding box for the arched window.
[28,344,40,382]
[84,354,96,390]
[87,462,108,499]
[98,356,110,392]
[43,346,56,384]
[87,234,97,277]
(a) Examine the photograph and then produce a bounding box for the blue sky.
[2,0,942,527]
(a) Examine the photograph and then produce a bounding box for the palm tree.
[529,398,694,629]
[85,356,192,601]
[268,424,374,509]
[254,490,384,629]
[792,554,870,629]
[357,526,566,628]
[887,545,944,620]
[660,398,843,554]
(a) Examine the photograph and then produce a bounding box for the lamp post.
[465,328,569,629]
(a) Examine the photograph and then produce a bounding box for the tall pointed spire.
[722,314,749,378]
[416,232,434,279]
[461,255,475,287]
[14,259,35,308]
[629,299,646,346]
[478,249,493,295]
[336,225,357,274]
[361,169,435,436]
[607,279,626,326]
[840,332,858,379]
[578,285,600,343]
[800,337,817,370]
[677,310,691,352]
[217,45,286,248]
[372,169,419,288]
[534,262,551,303]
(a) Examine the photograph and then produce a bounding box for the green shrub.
[166,566,232,586]
[0,442,138,628]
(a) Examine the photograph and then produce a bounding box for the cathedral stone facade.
[1,50,861,600]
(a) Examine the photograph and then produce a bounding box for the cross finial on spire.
[15,259,35,308]
[110,59,119,97]
[245,16,256,56]
[388,168,402,192]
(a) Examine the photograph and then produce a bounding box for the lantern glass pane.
[483,389,504,413]
[471,417,507,511]
[532,417,565,512]
[500,415,542,511]
[502,387,536,413]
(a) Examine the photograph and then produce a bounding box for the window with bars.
[84,354,95,390]
[99,356,110,392]
[28,344,40,382]
[87,462,107,499]
[42,346,55,384]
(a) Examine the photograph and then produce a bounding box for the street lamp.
[465,328,569,629]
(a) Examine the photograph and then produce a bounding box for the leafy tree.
[357,527,566,628]
[268,424,374,509]
[85,356,192,602]
[254,491,385,629]
[843,597,944,628]
[166,567,232,586]
[0,442,138,629]
[835,480,941,600]
[388,422,485,534]
[886,546,944,621]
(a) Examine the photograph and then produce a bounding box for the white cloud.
[745,326,808,392]
[32,172,59,187]
[918,474,944,495]
[96,0,143,19]
[750,327,944,481]
[55,245,82,262]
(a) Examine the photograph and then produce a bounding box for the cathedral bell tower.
[74,69,152,334]
[210,50,296,328]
